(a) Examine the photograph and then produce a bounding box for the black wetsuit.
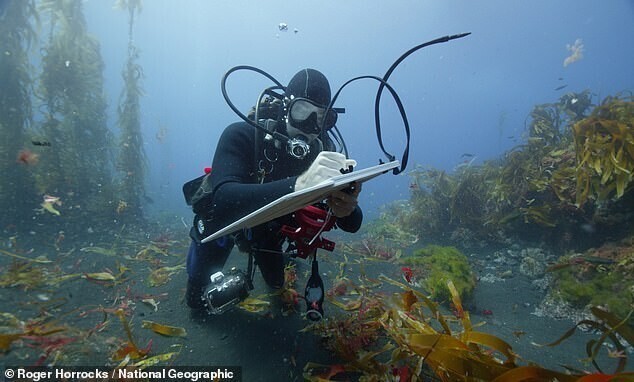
[186,121,363,289]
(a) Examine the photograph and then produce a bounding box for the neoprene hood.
[285,69,331,106]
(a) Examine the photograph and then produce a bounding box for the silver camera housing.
[202,268,249,315]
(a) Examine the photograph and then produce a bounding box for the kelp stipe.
[38,0,115,230]
[116,0,147,222]
[0,1,39,229]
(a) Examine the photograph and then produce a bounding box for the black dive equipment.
[203,267,250,315]
[304,257,325,321]
[221,66,347,161]
[373,32,471,174]
[220,32,470,173]
[287,97,338,134]
[285,97,339,159]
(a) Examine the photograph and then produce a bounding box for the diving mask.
[287,98,338,134]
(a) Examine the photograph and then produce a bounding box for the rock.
[520,256,546,278]
[479,273,504,283]
[499,270,513,278]
[531,276,551,291]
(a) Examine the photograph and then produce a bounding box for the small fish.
[16,149,39,165]
[579,255,616,265]
[461,153,475,158]
[155,127,167,143]
[545,262,572,272]
[554,84,568,91]
[546,254,615,272]
[31,140,51,147]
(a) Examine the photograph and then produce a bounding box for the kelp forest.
[362,90,634,321]
[313,91,634,381]
[1,1,633,381]
[1,0,145,238]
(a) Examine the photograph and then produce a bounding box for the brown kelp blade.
[590,307,634,345]
[409,333,510,380]
[0,333,25,352]
[141,320,187,337]
[491,366,578,382]
[462,331,516,366]
[534,308,632,374]
[112,309,150,361]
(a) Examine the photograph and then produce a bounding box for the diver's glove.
[295,151,357,192]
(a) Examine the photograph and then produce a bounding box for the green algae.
[400,244,475,301]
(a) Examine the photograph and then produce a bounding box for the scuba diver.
[183,33,470,317]
[184,68,363,313]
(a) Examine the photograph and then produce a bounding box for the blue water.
[2,1,633,381]
[78,0,634,218]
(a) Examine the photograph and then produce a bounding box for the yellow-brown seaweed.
[141,320,187,337]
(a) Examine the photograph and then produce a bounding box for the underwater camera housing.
[203,268,250,315]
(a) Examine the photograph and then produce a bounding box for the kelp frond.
[306,276,633,381]
[0,0,39,227]
[573,96,634,206]
[36,0,115,229]
[115,0,146,220]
